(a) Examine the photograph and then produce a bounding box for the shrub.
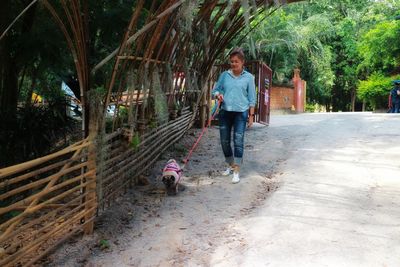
[0,96,75,167]
[357,73,400,110]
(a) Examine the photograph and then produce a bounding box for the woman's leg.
[395,103,400,113]
[232,110,248,167]
[218,110,234,166]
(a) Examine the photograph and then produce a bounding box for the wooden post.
[207,78,212,125]
[84,90,100,235]
[303,80,307,112]
[84,135,97,235]
[200,90,207,128]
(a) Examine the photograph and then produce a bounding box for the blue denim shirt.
[212,69,256,112]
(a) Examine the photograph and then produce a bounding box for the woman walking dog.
[212,48,256,184]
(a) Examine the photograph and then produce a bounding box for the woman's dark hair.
[229,47,245,61]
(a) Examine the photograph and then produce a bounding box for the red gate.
[257,62,272,125]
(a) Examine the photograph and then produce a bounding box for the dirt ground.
[45,113,400,267]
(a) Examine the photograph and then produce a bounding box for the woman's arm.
[247,75,256,108]
[248,75,256,128]
[211,72,226,98]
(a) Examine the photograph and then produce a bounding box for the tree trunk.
[0,1,16,117]
[350,88,356,112]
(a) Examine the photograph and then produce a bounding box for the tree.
[0,0,137,166]
[330,16,363,111]
[358,20,400,76]
[241,0,396,111]
[241,4,335,106]
[0,0,41,117]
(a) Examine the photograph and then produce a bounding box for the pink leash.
[182,99,222,168]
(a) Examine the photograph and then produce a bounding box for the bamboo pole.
[100,112,191,173]
[0,162,88,201]
[0,0,39,41]
[103,0,145,120]
[0,170,95,230]
[1,206,96,267]
[118,56,170,65]
[0,141,89,179]
[0,181,95,246]
[100,115,192,182]
[0,143,90,242]
[0,192,90,244]
[3,198,94,256]
[0,152,89,188]
[102,116,190,196]
[105,125,188,201]
[92,0,186,74]
[84,138,97,234]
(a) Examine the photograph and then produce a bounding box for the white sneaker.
[222,167,233,176]
[232,172,240,183]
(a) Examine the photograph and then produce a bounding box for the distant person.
[212,48,256,184]
[389,80,400,113]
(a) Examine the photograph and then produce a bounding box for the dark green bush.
[0,97,75,168]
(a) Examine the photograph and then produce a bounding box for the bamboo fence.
[0,108,193,266]
[0,138,96,266]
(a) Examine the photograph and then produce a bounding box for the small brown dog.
[161,159,183,196]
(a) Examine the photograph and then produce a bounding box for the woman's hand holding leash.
[248,107,255,128]
[248,114,254,128]
[215,92,224,102]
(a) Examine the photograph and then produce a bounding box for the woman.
[212,48,256,184]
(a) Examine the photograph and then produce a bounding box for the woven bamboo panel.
[97,108,193,208]
[0,139,96,266]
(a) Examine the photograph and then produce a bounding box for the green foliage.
[240,6,336,105]
[305,103,316,112]
[130,132,140,151]
[0,95,76,167]
[148,119,157,129]
[177,1,197,34]
[358,21,400,74]
[99,239,110,250]
[105,118,113,133]
[118,106,128,123]
[237,0,400,111]
[357,73,400,109]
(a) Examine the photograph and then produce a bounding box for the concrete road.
[212,112,400,267]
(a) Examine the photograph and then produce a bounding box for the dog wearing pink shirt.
[161,159,183,196]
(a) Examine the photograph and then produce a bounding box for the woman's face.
[230,55,244,74]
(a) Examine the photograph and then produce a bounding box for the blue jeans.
[218,109,248,166]
[392,102,400,113]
